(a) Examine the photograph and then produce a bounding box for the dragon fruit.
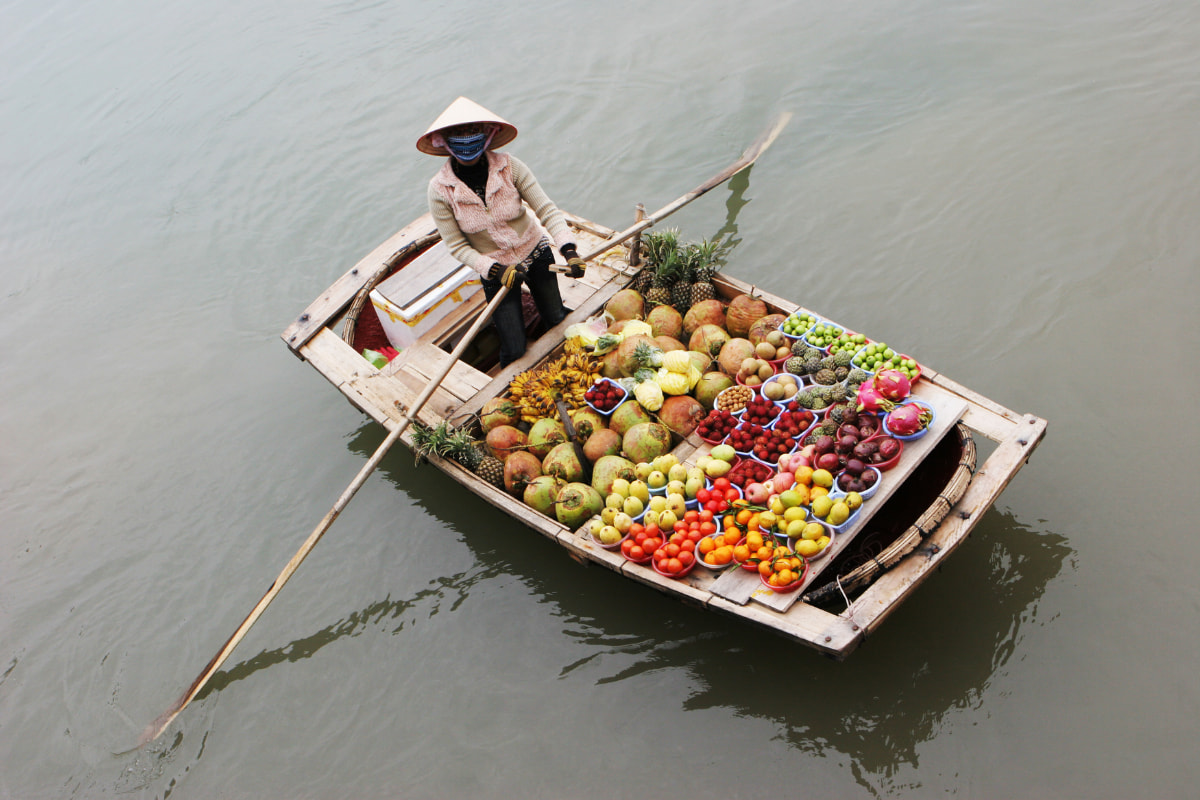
[856,378,896,414]
[885,402,933,436]
[873,369,912,402]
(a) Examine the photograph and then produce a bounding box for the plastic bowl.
[695,532,737,570]
[714,386,754,416]
[584,377,628,417]
[759,557,810,593]
[835,466,882,500]
[862,435,904,471]
[789,521,835,561]
[800,322,844,351]
[652,554,697,579]
[818,496,862,534]
[759,373,804,406]
[590,526,629,551]
[883,400,935,441]
[778,311,820,340]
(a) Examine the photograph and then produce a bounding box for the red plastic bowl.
[759,557,810,593]
[864,435,904,471]
[652,554,697,579]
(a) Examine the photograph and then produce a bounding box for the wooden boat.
[280,211,1047,659]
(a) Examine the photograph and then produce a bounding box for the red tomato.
[696,488,712,503]
[677,551,695,567]
[698,509,714,523]
[621,539,634,556]
[629,545,645,560]
[680,539,696,552]
[673,520,687,532]
[712,477,731,492]
[683,510,699,524]
[699,521,718,536]
[686,529,703,543]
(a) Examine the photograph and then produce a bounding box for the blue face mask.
[446,132,490,163]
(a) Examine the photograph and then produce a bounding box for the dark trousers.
[480,242,568,367]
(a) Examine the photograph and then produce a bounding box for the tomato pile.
[619,523,664,563]
[695,476,740,515]
[652,509,719,578]
[585,379,625,412]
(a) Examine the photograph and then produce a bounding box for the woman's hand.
[489,262,526,289]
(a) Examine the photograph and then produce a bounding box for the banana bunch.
[508,352,601,423]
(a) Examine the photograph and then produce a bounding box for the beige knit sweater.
[427,152,575,276]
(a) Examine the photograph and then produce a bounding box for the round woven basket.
[802,422,977,605]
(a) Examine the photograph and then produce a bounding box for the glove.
[488,262,526,289]
[560,244,585,278]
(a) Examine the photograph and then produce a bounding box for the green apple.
[647,470,668,489]
[652,454,679,474]
[589,518,605,536]
[684,475,704,499]
[666,479,686,496]
[610,478,631,498]
[666,492,687,516]
[601,507,618,525]
[658,509,678,529]
[599,525,623,545]
[606,493,625,510]
[667,463,689,483]
[643,508,661,528]
[629,480,650,502]
[613,512,634,534]
[635,462,654,480]
[703,459,732,478]
[648,495,669,513]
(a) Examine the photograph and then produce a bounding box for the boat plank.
[282,216,440,350]
[850,414,1047,634]
[706,596,862,657]
[388,341,491,402]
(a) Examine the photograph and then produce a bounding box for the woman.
[418,96,586,367]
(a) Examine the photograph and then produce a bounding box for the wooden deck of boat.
[282,213,1047,658]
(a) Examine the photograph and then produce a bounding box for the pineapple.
[413,422,506,490]
[686,236,730,306]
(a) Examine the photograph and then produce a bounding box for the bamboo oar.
[139,112,790,746]
[137,286,512,746]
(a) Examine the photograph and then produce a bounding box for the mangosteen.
[853,441,878,460]
[814,435,836,455]
[862,469,879,487]
[838,423,860,440]
[845,458,865,476]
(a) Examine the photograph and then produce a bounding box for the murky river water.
[3,0,1199,797]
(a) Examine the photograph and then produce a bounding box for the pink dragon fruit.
[885,402,933,436]
[856,379,895,414]
[873,369,912,402]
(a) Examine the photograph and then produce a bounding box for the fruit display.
[760,547,809,591]
[585,378,626,414]
[780,311,818,338]
[790,520,833,559]
[620,523,665,564]
[884,401,934,439]
[715,385,754,414]
[771,407,817,441]
[507,352,601,423]
[827,331,868,357]
[448,258,932,577]
[733,396,775,427]
[761,373,802,403]
[735,355,777,387]
[802,322,843,350]
[695,408,739,443]
[726,457,774,490]
[853,342,921,381]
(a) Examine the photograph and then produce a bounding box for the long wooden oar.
[139,112,790,746]
[137,286,512,746]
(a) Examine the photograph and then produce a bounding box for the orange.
[698,537,716,555]
[722,528,741,547]
[758,561,773,577]
[733,544,750,562]
[777,568,795,585]
[714,546,732,564]
[736,508,754,526]
[794,466,813,486]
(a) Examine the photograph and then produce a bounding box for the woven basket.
[802,422,977,605]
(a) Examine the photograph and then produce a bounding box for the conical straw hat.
[416,97,518,156]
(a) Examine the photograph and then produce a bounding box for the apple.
[622,495,644,517]
[601,507,618,525]
[610,478,631,498]
[629,480,651,502]
[647,470,668,489]
[613,512,634,534]
[667,463,689,483]
[744,482,771,504]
